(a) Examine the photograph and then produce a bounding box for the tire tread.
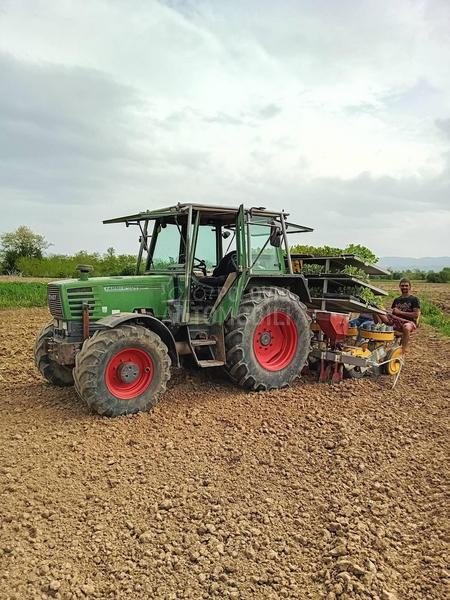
[73,324,171,417]
[224,287,311,390]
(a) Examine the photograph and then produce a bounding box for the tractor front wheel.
[73,324,171,417]
[225,287,311,391]
[34,322,74,386]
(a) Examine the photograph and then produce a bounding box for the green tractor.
[35,204,313,416]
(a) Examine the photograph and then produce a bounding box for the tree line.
[0,226,136,277]
[376,268,450,283]
[1,226,448,282]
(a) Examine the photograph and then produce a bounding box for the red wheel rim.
[105,348,153,399]
[253,311,298,371]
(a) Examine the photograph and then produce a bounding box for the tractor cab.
[105,203,312,325]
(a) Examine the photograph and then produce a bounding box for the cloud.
[436,118,450,140]
[0,0,449,257]
[223,168,450,257]
[257,104,282,119]
[0,52,148,201]
[203,112,246,126]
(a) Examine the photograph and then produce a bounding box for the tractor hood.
[47,275,177,321]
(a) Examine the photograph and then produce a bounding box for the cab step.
[197,360,225,368]
[191,338,217,347]
[187,324,226,367]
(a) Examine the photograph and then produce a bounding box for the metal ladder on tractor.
[187,324,226,368]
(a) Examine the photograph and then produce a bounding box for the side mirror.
[269,226,282,247]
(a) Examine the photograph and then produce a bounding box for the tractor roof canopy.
[103,203,313,233]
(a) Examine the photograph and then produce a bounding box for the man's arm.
[388,298,398,315]
[392,306,420,321]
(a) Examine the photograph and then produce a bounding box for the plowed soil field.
[1,308,449,600]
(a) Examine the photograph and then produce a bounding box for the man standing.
[381,278,420,353]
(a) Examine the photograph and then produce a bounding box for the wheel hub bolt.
[117,362,140,383]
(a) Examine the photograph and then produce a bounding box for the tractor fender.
[96,313,179,367]
[245,275,311,305]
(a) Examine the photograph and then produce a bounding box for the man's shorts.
[387,316,417,332]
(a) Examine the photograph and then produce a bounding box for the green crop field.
[0,281,48,309]
[419,297,450,337]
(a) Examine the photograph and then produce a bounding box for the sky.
[0,0,449,258]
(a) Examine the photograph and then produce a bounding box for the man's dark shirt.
[391,295,420,322]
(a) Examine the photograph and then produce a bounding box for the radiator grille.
[47,284,63,318]
[67,287,95,317]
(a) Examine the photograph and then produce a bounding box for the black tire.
[73,324,171,417]
[34,322,74,386]
[343,365,368,379]
[224,287,311,391]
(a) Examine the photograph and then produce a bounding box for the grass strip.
[0,282,48,309]
[420,297,450,337]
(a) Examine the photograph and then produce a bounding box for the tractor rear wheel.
[34,322,74,386]
[225,287,310,391]
[73,324,171,417]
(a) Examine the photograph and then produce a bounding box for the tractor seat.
[194,250,237,291]
[191,252,237,305]
[212,251,237,278]
[196,275,227,288]
[191,275,224,304]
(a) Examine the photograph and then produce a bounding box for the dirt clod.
[48,579,60,591]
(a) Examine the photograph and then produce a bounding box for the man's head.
[399,278,411,295]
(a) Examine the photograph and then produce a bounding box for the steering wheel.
[193,257,207,276]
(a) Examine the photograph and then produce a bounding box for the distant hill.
[379,257,450,271]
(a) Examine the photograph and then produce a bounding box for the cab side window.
[249,223,282,271]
